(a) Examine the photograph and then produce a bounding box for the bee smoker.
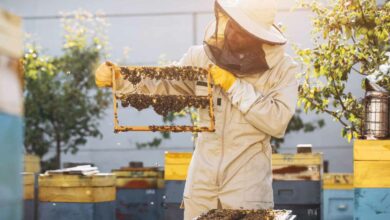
[362,90,389,139]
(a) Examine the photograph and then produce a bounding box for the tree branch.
[304,97,349,127]
[351,66,365,75]
[329,69,348,115]
[357,0,368,24]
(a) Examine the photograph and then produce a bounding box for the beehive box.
[272,153,322,181]
[38,174,116,220]
[272,153,322,220]
[113,167,160,189]
[164,152,193,220]
[113,166,165,219]
[23,154,40,174]
[164,152,192,181]
[0,9,24,220]
[23,173,35,220]
[322,173,353,220]
[354,140,390,220]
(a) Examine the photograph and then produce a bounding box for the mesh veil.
[203,2,270,76]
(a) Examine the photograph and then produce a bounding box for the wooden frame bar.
[111,65,215,133]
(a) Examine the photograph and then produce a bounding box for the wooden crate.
[164,152,192,181]
[272,153,322,181]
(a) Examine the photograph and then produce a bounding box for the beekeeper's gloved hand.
[209,65,236,91]
[95,61,117,88]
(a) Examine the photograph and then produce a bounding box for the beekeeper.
[95,0,298,219]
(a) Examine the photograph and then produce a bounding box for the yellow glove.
[209,65,236,91]
[95,61,118,88]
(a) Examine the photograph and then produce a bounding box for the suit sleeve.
[115,47,196,97]
[227,63,299,138]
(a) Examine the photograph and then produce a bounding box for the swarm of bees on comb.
[120,94,210,117]
[111,65,215,132]
[195,209,290,220]
[119,66,208,85]
[118,66,210,117]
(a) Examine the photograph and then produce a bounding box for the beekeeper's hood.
[204,0,287,76]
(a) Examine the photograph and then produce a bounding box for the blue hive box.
[322,173,354,220]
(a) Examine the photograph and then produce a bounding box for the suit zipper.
[215,95,227,186]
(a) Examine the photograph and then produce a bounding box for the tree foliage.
[23,11,110,170]
[296,0,390,141]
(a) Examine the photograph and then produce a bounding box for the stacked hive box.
[38,174,116,220]
[322,173,354,220]
[354,140,390,220]
[22,173,35,220]
[0,8,24,220]
[164,152,192,220]
[24,155,41,174]
[113,164,165,219]
[23,154,40,220]
[272,153,322,220]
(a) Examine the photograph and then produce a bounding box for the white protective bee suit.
[108,43,298,219]
[95,0,298,219]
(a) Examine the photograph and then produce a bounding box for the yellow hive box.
[115,177,158,189]
[164,152,193,181]
[354,161,390,188]
[272,153,323,181]
[24,154,41,173]
[113,167,163,188]
[323,173,353,190]
[23,172,35,200]
[39,174,116,203]
[164,152,323,181]
[354,140,390,161]
[272,153,323,166]
[0,9,23,58]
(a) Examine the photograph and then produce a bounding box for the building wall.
[1,0,361,172]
